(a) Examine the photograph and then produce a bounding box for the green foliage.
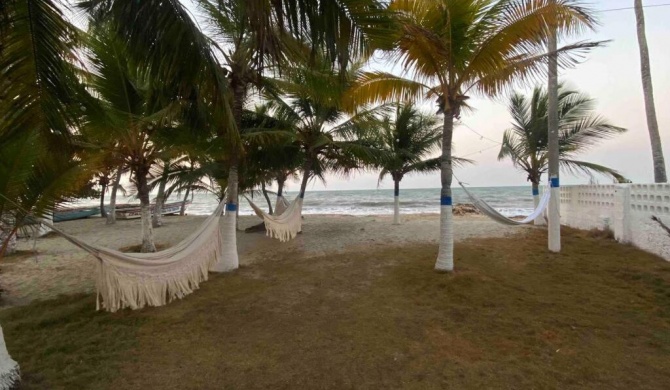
[498,85,627,184]
[376,104,472,184]
[0,0,98,249]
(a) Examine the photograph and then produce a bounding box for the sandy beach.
[0,213,531,306]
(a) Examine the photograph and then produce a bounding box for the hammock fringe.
[39,201,228,312]
[245,195,303,242]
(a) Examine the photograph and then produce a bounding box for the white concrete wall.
[560,184,670,261]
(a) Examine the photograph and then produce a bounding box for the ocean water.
[116,186,537,217]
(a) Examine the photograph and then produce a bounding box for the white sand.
[0,213,531,306]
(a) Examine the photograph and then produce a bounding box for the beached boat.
[54,206,100,222]
[114,201,190,220]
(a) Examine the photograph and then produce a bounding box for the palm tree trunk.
[547,15,561,252]
[299,158,312,198]
[179,187,190,216]
[532,182,545,226]
[135,164,156,253]
[211,75,244,272]
[435,112,455,271]
[106,166,122,225]
[211,162,239,272]
[99,181,107,218]
[0,226,17,257]
[277,178,285,198]
[152,163,169,228]
[393,179,401,225]
[262,182,273,214]
[635,0,667,183]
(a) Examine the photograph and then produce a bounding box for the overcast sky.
[295,0,670,192]
[76,1,670,192]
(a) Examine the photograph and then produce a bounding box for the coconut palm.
[634,0,666,183]
[377,104,471,224]
[268,58,387,201]
[498,85,627,224]
[80,0,393,267]
[350,0,599,271]
[0,0,96,255]
[83,24,189,252]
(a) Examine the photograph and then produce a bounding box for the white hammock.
[274,195,291,216]
[0,326,19,390]
[40,200,228,312]
[459,183,550,225]
[244,195,303,242]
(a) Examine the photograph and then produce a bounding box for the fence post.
[613,185,631,243]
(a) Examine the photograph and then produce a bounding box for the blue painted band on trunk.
[226,203,238,211]
[394,188,399,196]
[440,196,452,206]
[299,192,305,199]
[550,178,560,188]
[532,188,539,196]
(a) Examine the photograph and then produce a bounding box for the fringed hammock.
[274,195,291,216]
[39,200,227,312]
[459,182,551,226]
[244,195,303,242]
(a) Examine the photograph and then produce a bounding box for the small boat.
[114,201,190,220]
[54,206,100,222]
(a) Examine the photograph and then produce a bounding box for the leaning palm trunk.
[262,182,273,214]
[635,0,667,183]
[211,163,239,272]
[435,113,455,271]
[299,159,312,198]
[100,181,107,218]
[136,166,156,253]
[531,182,545,226]
[152,165,168,228]
[0,226,17,257]
[393,179,400,225]
[179,187,190,216]
[106,167,123,225]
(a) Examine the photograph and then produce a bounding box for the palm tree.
[81,0,393,268]
[268,58,387,201]
[498,85,627,224]
[377,104,471,224]
[83,25,187,253]
[634,0,666,183]
[1,0,95,256]
[350,0,599,271]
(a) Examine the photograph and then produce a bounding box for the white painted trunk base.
[211,208,238,272]
[533,193,546,226]
[548,186,561,252]
[141,205,156,252]
[393,196,400,225]
[435,205,454,271]
[0,326,19,390]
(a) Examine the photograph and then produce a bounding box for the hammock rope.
[244,195,303,242]
[274,195,290,216]
[457,180,550,226]
[18,199,228,312]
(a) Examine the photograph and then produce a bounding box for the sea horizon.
[82,185,542,218]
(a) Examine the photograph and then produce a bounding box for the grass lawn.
[1,227,669,389]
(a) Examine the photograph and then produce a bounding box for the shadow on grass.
[1,227,669,389]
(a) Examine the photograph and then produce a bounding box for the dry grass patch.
[1,227,669,389]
